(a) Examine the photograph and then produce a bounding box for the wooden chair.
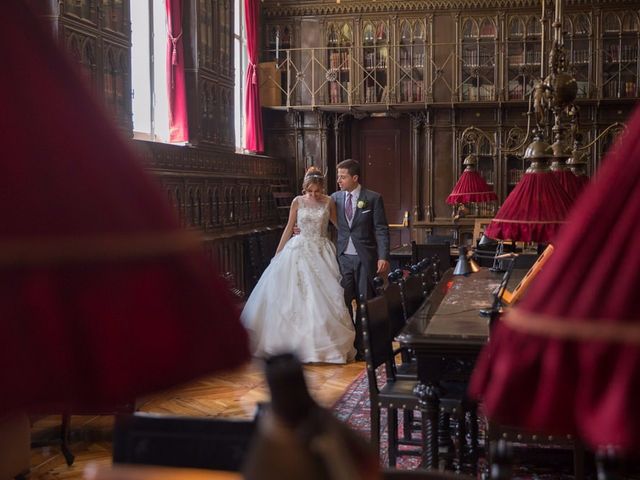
[486,423,586,480]
[360,296,470,468]
[383,468,473,479]
[361,294,423,466]
[113,412,257,472]
[411,241,452,271]
[400,270,429,319]
[271,185,294,223]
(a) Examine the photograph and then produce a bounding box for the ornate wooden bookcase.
[505,14,545,101]
[396,18,428,103]
[458,16,498,102]
[601,10,640,99]
[326,21,353,104]
[564,12,593,98]
[262,1,638,239]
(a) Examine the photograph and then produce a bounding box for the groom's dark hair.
[337,159,361,177]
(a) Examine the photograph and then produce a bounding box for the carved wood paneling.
[136,141,287,178]
[263,0,639,18]
[59,0,131,134]
[197,77,234,148]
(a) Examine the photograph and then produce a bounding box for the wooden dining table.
[396,267,525,470]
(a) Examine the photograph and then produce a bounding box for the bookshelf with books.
[601,11,639,99]
[564,13,593,98]
[396,19,427,103]
[506,15,544,101]
[361,20,390,104]
[265,23,292,105]
[326,22,353,104]
[459,17,498,102]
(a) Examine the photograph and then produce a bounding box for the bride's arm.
[328,197,337,226]
[275,197,299,254]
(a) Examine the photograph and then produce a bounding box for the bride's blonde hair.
[302,166,325,193]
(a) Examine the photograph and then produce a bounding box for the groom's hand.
[292,225,300,235]
[376,259,390,275]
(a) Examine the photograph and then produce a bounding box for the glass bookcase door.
[267,24,292,60]
[564,13,592,98]
[327,22,352,104]
[506,16,543,101]
[396,19,426,103]
[602,11,640,99]
[460,17,497,102]
[362,20,389,104]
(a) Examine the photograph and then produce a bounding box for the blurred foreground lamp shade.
[0,0,249,414]
[484,133,573,243]
[446,154,498,205]
[470,105,640,454]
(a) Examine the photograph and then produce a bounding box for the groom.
[332,159,390,359]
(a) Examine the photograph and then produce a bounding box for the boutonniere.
[357,199,367,209]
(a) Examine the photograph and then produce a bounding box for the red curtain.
[165,0,189,142]
[244,0,264,152]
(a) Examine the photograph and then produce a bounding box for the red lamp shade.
[446,171,498,205]
[447,154,498,205]
[470,105,640,453]
[574,173,590,193]
[552,169,583,202]
[483,171,572,243]
[0,0,249,414]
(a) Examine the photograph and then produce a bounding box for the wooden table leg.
[414,382,439,469]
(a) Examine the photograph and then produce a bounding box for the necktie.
[345,192,353,222]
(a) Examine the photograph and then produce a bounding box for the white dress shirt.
[344,185,361,255]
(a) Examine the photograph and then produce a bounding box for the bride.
[241,167,356,363]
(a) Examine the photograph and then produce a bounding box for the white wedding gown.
[241,197,356,363]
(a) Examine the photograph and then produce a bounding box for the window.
[234,0,247,151]
[130,1,171,142]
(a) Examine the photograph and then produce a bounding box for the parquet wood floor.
[28,359,364,480]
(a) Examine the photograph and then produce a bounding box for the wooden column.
[410,111,426,222]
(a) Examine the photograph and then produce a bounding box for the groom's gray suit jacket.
[331,188,390,273]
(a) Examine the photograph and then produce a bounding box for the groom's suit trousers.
[338,253,374,355]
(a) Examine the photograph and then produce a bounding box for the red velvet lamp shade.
[470,105,640,454]
[446,154,498,205]
[550,138,584,203]
[484,133,573,243]
[0,0,249,414]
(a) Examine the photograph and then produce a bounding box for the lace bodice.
[296,197,330,239]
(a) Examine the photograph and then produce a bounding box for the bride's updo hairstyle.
[302,166,325,193]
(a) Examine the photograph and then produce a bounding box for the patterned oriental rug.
[331,368,577,478]
[332,368,426,470]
